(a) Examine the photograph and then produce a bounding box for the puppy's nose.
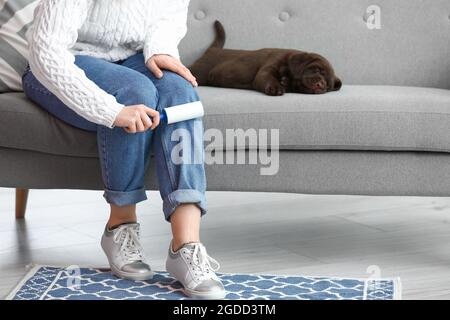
[314,82,325,90]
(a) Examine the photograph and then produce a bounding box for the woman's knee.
[159,71,198,100]
[115,74,159,109]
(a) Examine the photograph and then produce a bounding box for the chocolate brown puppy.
[190,21,342,96]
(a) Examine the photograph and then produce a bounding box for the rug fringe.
[393,277,402,300]
[4,264,42,300]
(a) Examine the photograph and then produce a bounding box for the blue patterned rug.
[6,265,401,300]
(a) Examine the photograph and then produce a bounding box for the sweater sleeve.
[27,0,124,128]
[143,0,190,63]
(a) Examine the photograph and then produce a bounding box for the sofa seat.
[1,85,450,158]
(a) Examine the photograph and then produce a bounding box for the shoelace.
[184,243,220,282]
[113,225,144,262]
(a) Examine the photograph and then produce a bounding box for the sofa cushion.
[181,0,450,90]
[0,85,450,157]
[0,0,39,92]
[200,85,450,153]
[0,92,98,157]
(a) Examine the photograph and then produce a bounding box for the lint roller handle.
[159,111,168,122]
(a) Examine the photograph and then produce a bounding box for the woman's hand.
[146,54,198,87]
[113,104,160,133]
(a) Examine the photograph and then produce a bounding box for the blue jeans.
[22,53,207,222]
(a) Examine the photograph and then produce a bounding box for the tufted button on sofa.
[1,0,450,218]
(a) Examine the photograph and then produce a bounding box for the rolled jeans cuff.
[163,189,207,222]
[103,188,147,207]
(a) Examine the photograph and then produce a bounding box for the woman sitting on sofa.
[22,0,225,300]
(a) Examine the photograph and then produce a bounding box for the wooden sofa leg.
[15,188,29,219]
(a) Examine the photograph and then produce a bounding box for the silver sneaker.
[166,241,226,300]
[101,223,154,281]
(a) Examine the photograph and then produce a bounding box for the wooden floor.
[1,187,450,299]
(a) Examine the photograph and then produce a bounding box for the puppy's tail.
[210,20,226,49]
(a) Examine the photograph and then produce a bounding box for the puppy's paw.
[280,76,290,88]
[264,83,286,96]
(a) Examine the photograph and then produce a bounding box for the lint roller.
[159,101,204,124]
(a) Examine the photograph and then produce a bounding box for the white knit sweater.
[27,0,190,128]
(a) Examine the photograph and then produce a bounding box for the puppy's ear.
[332,77,342,91]
[287,53,311,73]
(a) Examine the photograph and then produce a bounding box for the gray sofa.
[1,0,450,218]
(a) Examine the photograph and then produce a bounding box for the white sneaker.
[166,241,226,300]
[101,223,154,281]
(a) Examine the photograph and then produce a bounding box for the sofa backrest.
[180,0,450,89]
